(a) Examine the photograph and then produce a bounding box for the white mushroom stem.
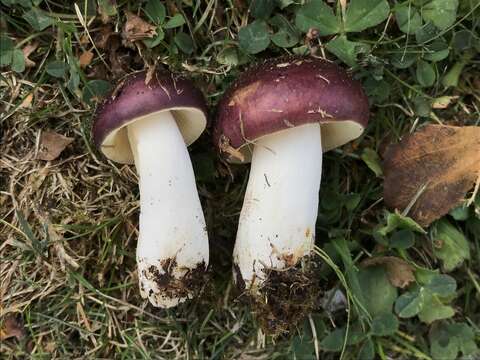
[127,111,209,308]
[233,123,322,290]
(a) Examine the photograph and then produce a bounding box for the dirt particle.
[305,228,311,238]
[143,257,208,301]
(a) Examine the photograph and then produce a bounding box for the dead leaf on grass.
[123,12,156,42]
[384,125,480,227]
[22,42,39,68]
[79,50,94,68]
[363,256,415,288]
[20,93,33,108]
[37,131,74,161]
[0,314,26,341]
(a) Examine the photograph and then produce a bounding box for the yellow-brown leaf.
[79,50,94,68]
[37,131,74,161]
[123,12,156,42]
[363,256,415,289]
[383,125,480,227]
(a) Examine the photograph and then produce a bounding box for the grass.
[1,0,479,359]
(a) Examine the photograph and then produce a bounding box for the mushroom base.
[139,258,208,304]
[235,255,321,335]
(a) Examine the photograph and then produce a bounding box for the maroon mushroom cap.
[214,56,369,163]
[93,71,208,164]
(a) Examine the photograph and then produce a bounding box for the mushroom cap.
[93,71,208,164]
[213,56,369,163]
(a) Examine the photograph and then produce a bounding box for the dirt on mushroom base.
[141,257,208,302]
[235,255,322,336]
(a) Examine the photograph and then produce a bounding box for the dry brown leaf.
[79,50,94,68]
[123,12,156,42]
[22,42,39,68]
[20,93,33,108]
[37,131,74,161]
[384,125,480,227]
[363,256,415,288]
[79,34,89,45]
[0,314,26,341]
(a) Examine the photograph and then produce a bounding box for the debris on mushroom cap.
[213,56,369,163]
[91,70,208,164]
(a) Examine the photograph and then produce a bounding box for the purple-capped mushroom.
[214,56,369,332]
[93,71,209,308]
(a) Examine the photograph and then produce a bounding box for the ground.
[0,0,479,359]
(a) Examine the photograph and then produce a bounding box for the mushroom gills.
[233,122,322,289]
[127,111,209,308]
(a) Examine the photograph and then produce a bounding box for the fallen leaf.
[0,314,26,341]
[79,50,94,68]
[384,125,480,227]
[22,41,39,68]
[20,93,33,108]
[44,341,56,352]
[122,12,156,42]
[363,256,415,288]
[79,34,89,45]
[37,131,74,161]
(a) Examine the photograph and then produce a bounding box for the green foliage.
[140,0,185,49]
[357,265,397,317]
[371,313,399,336]
[238,20,271,54]
[389,229,415,249]
[343,0,390,32]
[422,0,459,30]
[270,14,299,48]
[0,36,24,72]
[295,0,340,35]
[22,7,54,30]
[431,219,471,271]
[325,35,362,67]
[46,61,68,78]
[83,79,111,105]
[376,211,426,237]
[144,0,166,24]
[394,274,458,323]
[395,3,422,34]
[360,148,383,177]
[429,322,478,359]
[416,59,436,87]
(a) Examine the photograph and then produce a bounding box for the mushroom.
[214,56,369,331]
[93,71,209,308]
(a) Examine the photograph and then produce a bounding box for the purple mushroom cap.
[93,71,208,164]
[214,56,370,163]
